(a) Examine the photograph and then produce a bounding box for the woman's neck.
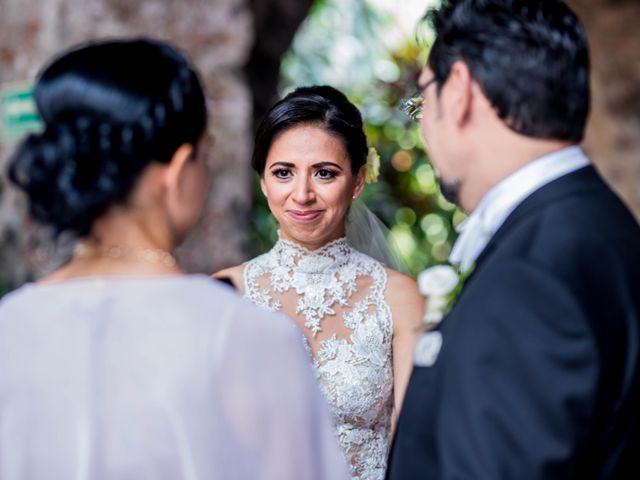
[40,209,181,283]
[90,205,175,253]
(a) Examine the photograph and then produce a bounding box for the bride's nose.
[292,175,315,204]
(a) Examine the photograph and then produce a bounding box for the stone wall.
[568,0,640,220]
[0,0,255,284]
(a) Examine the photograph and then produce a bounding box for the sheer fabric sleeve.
[213,303,349,480]
[0,280,348,480]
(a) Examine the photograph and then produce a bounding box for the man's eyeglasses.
[400,77,436,122]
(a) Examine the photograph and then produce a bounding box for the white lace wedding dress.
[244,237,394,480]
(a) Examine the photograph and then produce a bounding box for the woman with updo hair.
[0,38,347,479]
[215,85,423,480]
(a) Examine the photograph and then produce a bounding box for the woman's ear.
[352,165,366,200]
[163,143,194,194]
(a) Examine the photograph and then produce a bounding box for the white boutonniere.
[417,263,475,326]
[413,263,475,367]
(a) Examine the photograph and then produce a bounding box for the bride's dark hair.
[252,85,367,175]
[8,37,208,237]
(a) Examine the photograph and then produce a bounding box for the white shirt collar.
[449,146,590,271]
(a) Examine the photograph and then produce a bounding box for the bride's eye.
[271,168,292,179]
[316,169,337,180]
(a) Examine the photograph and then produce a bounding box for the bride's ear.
[260,175,268,199]
[352,165,366,200]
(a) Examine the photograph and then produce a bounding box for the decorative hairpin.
[400,94,423,122]
[365,146,381,184]
[0,84,43,141]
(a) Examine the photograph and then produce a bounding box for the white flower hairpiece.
[365,147,380,184]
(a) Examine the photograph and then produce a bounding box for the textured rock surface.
[0,0,255,283]
[567,0,640,220]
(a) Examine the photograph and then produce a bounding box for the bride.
[215,85,423,480]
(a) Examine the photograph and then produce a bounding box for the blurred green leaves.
[0,281,11,299]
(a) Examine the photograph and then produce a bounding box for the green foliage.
[248,174,279,254]
[249,0,463,276]
[0,281,12,299]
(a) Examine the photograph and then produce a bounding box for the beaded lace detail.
[244,237,394,480]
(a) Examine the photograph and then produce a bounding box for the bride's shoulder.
[212,264,245,293]
[383,267,423,325]
[384,267,417,291]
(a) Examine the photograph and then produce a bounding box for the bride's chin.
[281,225,325,246]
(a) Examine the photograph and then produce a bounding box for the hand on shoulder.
[212,264,245,293]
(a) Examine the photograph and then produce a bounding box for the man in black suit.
[387,1,640,479]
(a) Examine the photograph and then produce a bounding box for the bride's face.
[261,124,364,250]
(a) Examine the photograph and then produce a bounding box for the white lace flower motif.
[270,264,292,292]
[298,254,334,273]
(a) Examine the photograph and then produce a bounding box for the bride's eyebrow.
[312,162,343,170]
[268,162,295,168]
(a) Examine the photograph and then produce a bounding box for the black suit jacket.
[387,166,640,479]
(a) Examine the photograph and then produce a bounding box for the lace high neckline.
[243,234,394,479]
[272,236,352,274]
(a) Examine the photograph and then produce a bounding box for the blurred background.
[1,0,639,296]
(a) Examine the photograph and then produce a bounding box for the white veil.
[346,200,410,275]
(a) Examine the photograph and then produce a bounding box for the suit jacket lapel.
[429,166,600,329]
[469,165,599,273]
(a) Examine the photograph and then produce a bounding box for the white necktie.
[449,213,493,271]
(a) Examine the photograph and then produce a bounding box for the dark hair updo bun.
[252,85,368,175]
[8,37,208,237]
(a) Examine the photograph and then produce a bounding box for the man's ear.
[163,143,194,194]
[447,60,473,126]
[352,165,366,200]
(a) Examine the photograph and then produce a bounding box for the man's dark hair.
[426,0,590,142]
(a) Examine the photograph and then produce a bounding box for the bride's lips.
[287,210,323,222]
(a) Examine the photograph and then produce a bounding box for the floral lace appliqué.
[244,237,393,480]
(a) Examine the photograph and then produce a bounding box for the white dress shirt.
[449,146,590,271]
